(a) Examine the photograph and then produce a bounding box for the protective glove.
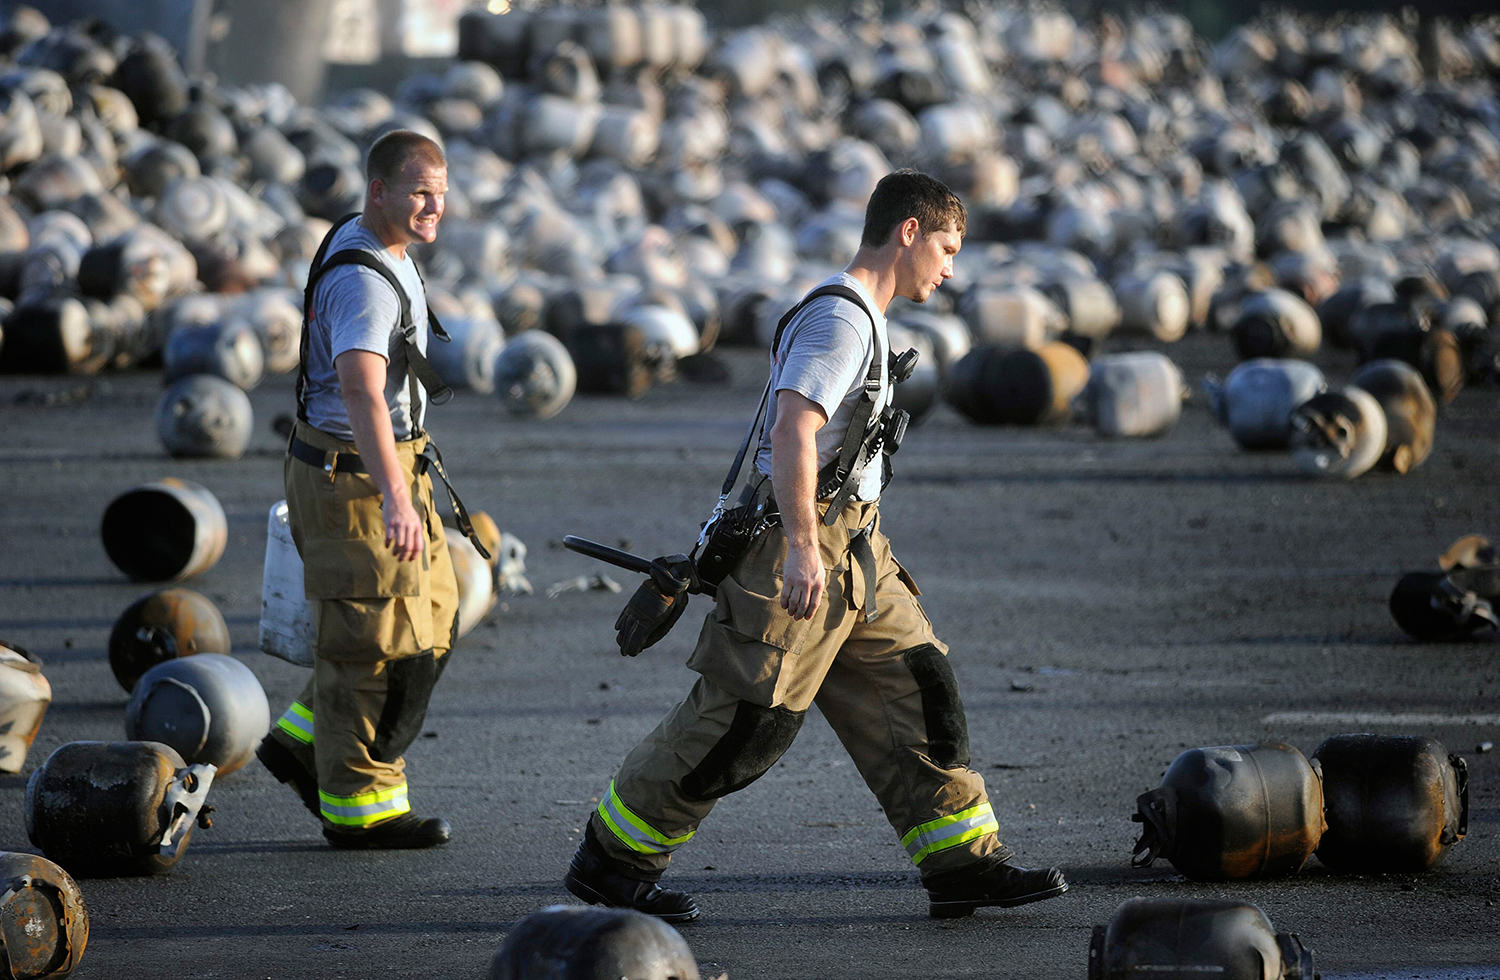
[614,554,698,657]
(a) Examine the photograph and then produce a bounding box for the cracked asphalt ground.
[0,328,1496,979]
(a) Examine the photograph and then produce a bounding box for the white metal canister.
[1078,351,1185,438]
[258,500,315,667]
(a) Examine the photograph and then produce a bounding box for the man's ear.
[368,178,385,205]
[899,216,920,246]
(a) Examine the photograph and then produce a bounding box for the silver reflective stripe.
[901,802,999,865]
[319,784,411,827]
[595,780,694,855]
[276,701,314,744]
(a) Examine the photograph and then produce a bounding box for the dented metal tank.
[1132,741,1325,881]
[0,850,89,979]
[124,654,270,776]
[1312,734,1467,873]
[1089,898,1314,980]
[1204,358,1326,450]
[100,478,227,583]
[26,740,214,877]
[488,905,699,980]
[0,641,51,774]
[1289,386,1387,480]
[108,588,230,693]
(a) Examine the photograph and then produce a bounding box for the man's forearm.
[771,423,820,550]
[343,387,411,507]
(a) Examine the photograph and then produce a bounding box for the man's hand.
[780,540,825,620]
[382,492,423,562]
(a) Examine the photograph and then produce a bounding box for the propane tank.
[945,342,1090,426]
[1078,351,1185,438]
[446,527,496,641]
[1089,898,1314,980]
[1348,359,1436,474]
[1231,288,1322,359]
[162,320,265,391]
[1312,733,1468,872]
[155,373,254,459]
[1388,570,1498,641]
[0,851,89,978]
[101,478,227,582]
[1203,358,1326,449]
[1132,741,1325,880]
[108,588,230,692]
[26,740,214,877]
[427,315,505,394]
[493,329,577,419]
[488,905,700,980]
[1289,386,1387,479]
[124,654,270,776]
[0,641,51,774]
[259,500,316,668]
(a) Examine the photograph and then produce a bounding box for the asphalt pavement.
[0,329,1496,979]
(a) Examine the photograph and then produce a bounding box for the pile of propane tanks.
[2,3,1500,976]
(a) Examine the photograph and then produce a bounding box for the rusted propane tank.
[26,740,214,877]
[1312,734,1468,873]
[0,850,89,979]
[1347,359,1436,474]
[108,588,230,692]
[125,654,270,776]
[100,478,227,582]
[488,905,699,980]
[1089,898,1314,980]
[1132,741,1325,880]
[0,641,51,774]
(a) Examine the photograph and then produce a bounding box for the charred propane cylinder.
[1088,898,1314,980]
[1347,359,1436,474]
[1203,358,1326,450]
[944,341,1090,426]
[108,588,231,692]
[488,905,700,980]
[0,641,52,774]
[101,478,227,582]
[124,654,270,776]
[26,740,215,877]
[1289,386,1387,480]
[1388,570,1499,641]
[1132,741,1325,880]
[0,850,89,979]
[1311,734,1468,873]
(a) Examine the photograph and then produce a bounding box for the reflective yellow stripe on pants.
[902,802,1000,866]
[319,784,411,827]
[596,780,695,855]
[276,701,314,745]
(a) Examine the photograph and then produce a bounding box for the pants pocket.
[687,573,814,707]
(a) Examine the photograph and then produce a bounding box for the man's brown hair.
[365,129,446,184]
[860,169,966,248]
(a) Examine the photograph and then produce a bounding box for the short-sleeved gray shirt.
[300,218,430,441]
[753,272,891,502]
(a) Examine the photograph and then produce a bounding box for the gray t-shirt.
[754,272,891,502]
[301,218,429,441]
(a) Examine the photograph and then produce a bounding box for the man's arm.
[335,349,423,561]
[769,389,827,620]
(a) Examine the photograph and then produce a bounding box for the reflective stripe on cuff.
[319,784,411,827]
[902,802,999,866]
[276,701,314,745]
[596,780,694,855]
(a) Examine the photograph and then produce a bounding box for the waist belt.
[288,434,491,561]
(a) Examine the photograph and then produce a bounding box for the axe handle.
[562,535,654,575]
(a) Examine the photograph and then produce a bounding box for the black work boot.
[323,812,452,850]
[564,825,700,923]
[924,853,1069,919]
[255,737,321,820]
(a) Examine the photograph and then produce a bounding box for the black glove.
[614,554,697,657]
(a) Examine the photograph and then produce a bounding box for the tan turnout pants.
[590,500,1004,880]
[269,421,459,827]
